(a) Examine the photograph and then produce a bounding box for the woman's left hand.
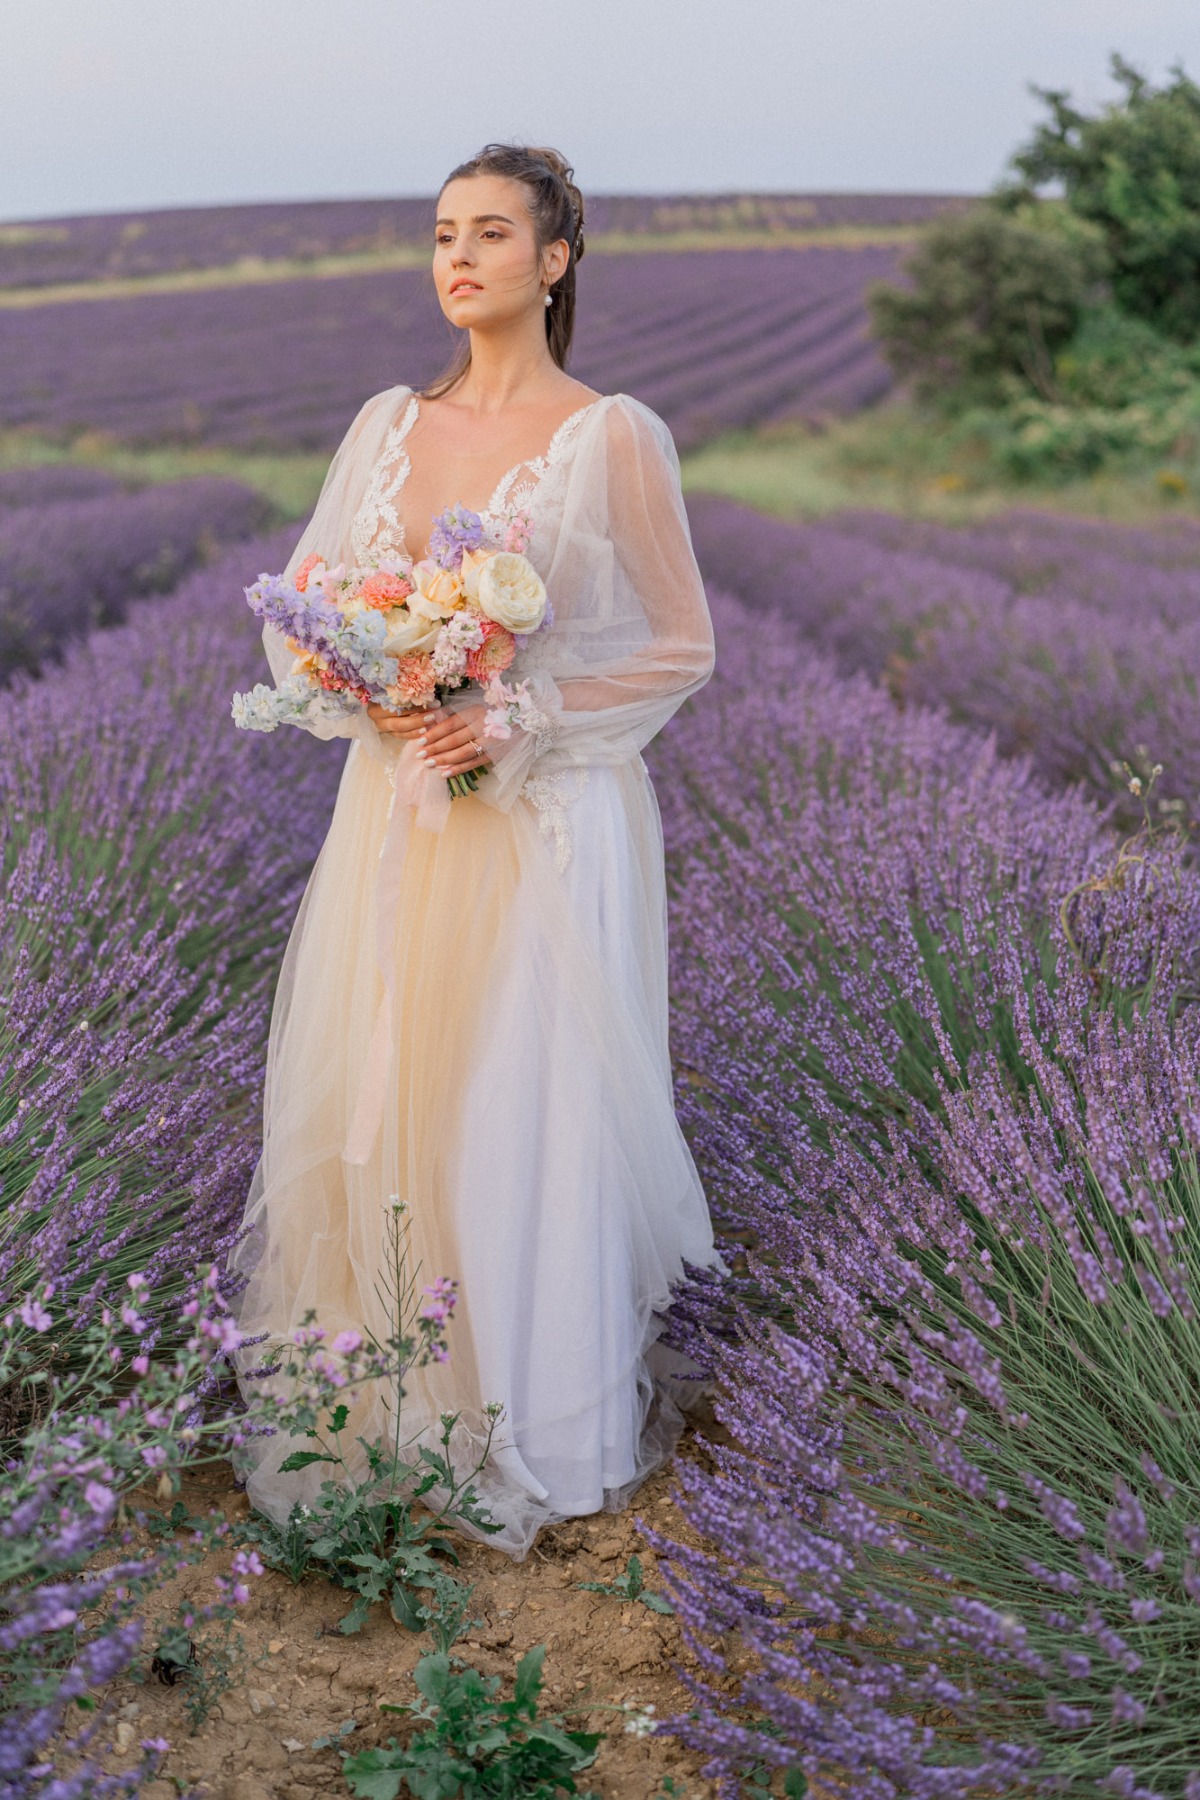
[418,701,493,776]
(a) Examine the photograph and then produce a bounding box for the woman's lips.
[450,282,482,295]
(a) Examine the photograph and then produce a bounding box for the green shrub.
[948,387,1200,482]
[868,202,1108,410]
[1009,54,1200,343]
[1053,305,1200,409]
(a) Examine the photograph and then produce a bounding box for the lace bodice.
[267,383,714,874]
[348,389,602,570]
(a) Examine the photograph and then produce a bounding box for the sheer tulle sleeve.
[476,394,716,811]
[259,389,397,744]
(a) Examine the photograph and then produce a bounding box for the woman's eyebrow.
[434,213,517,227]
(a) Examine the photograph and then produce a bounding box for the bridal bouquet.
[231,502,556,796]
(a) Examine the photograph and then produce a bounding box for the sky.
[5,0,1199,222]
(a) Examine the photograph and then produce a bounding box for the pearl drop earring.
[544,292,552,307]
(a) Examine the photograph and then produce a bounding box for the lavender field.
[0,245,896,454]
[686,494,1200,826]
[0,191,964,289]
[0,473,271,677]
[5,195,1200,1799]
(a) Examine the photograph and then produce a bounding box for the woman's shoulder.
[355,382,415,420]
[594,391,677,459]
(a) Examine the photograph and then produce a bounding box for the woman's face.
[433,173,568,329]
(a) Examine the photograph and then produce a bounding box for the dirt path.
[62,1414,749,1799]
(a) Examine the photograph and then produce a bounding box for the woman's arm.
[436,396,714,799]
[260,389,397,744]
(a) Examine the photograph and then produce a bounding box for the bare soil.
[55,1411,759,1800]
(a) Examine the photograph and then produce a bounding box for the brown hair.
[419,142,586,401]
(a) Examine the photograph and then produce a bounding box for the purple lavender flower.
[427,504,485,571]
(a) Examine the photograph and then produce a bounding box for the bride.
[225,141,726,1561]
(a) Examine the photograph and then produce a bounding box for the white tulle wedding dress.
[225,382,727,1560]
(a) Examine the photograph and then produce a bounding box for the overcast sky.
[5,0,1199,221]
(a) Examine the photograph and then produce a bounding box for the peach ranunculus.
[359,570,415,610]
[294,552,322,593]
[389,652,439,708]
[465,619,516,684]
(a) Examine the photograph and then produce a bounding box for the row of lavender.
[0,528,346,1339]
[687,493,1200,830]
[6,507,1200,1792]
[642,594,1200,1796]
[0,192,964,289]
[0,530,358,1792]
[0,247,897,453]
[0,467,272,678]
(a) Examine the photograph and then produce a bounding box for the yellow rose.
[411,560,465,616]
[458,545,494,603]
[477,552,547,634]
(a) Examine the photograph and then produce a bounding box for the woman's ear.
[543,238,570,287]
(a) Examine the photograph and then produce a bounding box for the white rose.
[381,611,444,657]
[476,552,547,634]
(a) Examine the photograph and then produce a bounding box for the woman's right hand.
[366,700,441,739]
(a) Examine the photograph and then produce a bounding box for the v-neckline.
[386,388,608,563]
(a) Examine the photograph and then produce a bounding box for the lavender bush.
[0,468,128,510]
[2,1206,475,1797]
[685,494,1200,829]
[0,477,272,679]
[0,528,347,1393]
[640,596,1200,1796]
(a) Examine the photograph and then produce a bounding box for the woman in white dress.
[225,143,727,1561]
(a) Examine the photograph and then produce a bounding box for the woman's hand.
[366,699,430,740]
[364,698,493,774]
[418,701,493,776]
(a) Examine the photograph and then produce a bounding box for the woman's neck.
[452,325,565,415]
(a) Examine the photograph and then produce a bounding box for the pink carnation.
[318,667,372,706]
[294,552,322,593]
[391,653,439,707]
[359,570,414,610]
[466,619,516,684]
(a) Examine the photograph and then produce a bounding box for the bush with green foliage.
[868,202,1108,408]
[869,54,1200,479]
[1008,55,1200,343]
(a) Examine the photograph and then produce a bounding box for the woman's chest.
[348,391,601,569]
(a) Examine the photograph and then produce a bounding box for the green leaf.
[278,1449,337,1472]
[389,1583,424,1632]
[412,1652,454,1707]
[512,1643,546,1713]
[337,1595,372,1635]
[340,1747,407,1800]
[784,1767,809,1798]
[640,1592,675,1614]
[328,1402,350,1432]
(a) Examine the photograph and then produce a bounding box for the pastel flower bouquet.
[231,502,556,797]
